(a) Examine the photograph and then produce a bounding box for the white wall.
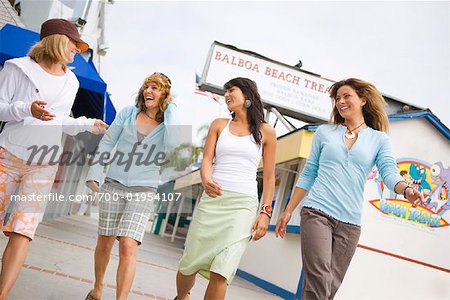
[80,0,104,66]
[238,117,450,299]
[239,231,302,294]
[337,246,449,300]
[339,118,450,299]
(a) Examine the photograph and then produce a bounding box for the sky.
[100,1,449,145]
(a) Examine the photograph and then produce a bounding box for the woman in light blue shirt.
[85,72,178,300]
[275,78,423,300]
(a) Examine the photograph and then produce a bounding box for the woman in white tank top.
[176,78,277,300]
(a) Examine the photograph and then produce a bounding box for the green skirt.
[178,190,258,283]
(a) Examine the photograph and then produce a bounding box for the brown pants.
[300,207,361,300]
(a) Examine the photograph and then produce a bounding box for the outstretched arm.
[275,187,309,238]
[275,127,324,238]
[376,133,423,207]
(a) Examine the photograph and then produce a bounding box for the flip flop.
[85,290,100,300]
[173,292,190,300]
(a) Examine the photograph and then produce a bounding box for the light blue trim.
[296,269,304,299]
[279,111,450,140]
[388,111,450,140]
[268,224,300,234]
[236,269,297,299]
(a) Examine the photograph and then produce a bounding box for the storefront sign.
[200,42,335,122]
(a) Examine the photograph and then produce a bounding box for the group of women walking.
[0,18,423,300]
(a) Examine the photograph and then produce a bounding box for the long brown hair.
[135,72,172,122]
[224,77,266,145]
[329,78,389,132]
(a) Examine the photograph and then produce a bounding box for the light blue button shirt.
[296,124,404,225]
[86,103,179,188]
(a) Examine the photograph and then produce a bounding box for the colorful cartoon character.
[428,162,450,216]
[439,183,449,200]
[409,163,431,194]
[400,170,413,185]
[437,188,450,216]
[430,161,450,188]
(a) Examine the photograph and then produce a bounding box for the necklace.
[344,121,365,139]
[142,112,156,120]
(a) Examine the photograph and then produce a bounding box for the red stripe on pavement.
[28,265,42,271]
[357,244,450,273]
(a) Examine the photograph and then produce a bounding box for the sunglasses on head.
[153,72,172,86]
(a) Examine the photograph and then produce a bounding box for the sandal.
[173,292,190,300]
[85,290,100,300]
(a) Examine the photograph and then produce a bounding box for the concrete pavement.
[0,213,281,300]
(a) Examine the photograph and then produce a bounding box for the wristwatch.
[260,204,272,218]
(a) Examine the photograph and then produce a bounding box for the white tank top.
[212,119,263,197]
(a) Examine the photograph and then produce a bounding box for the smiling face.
[334,85,366,121]
[65,39,80,63]
[142,81,163,110]
[224,85,247,112]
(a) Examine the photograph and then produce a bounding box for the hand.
[405,187,423,208]
[87,180,101,193]
[202,178,222,198]
[252,214,269,241]
[91,120,111,138]
[275,211,292,239]
[31,100,56,121]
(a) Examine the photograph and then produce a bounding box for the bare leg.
[0,233,30,300]
[116,237,138,300]
[176,271,195,300]
[204,272,227,300]
[89,235,116,299]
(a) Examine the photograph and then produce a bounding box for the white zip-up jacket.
[0,56,96,164]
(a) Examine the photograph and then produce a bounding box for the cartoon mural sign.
[369,159,450,228]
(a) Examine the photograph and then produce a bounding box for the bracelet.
[403,186,413,199]
[260,204,272,218]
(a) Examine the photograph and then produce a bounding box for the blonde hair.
[28,34,70,72]
[330,78,389,132]
[135,72,172,122]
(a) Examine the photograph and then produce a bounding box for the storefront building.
[157,42,450,299]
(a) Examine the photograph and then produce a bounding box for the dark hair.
[329,78,389,132]
[224,77,266,145]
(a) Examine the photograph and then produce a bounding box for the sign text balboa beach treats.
[213,49,331,94]
[202,43,335,121]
